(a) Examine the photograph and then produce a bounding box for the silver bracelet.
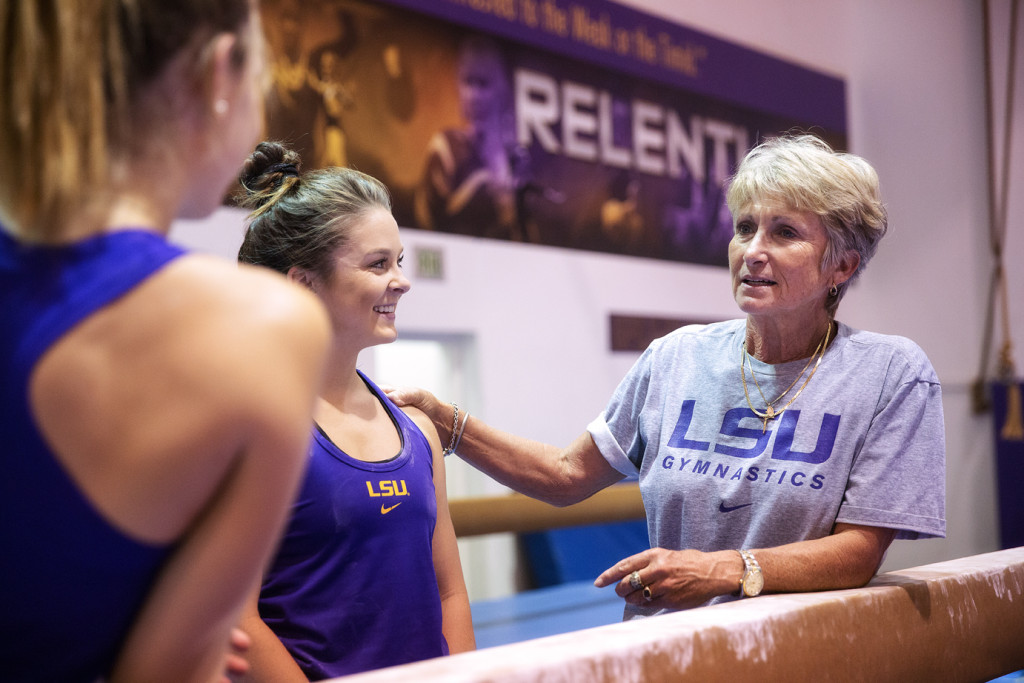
[442,403,459,457]
[450,411,469,455]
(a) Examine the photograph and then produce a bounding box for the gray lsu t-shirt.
[588,319,946,618]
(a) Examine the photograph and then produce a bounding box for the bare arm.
[104,272,330,683]
[386,387,623,506]
[235,587,307,683]
[595,523,896,610]
[407,408,476,654]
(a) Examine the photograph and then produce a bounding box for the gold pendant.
[765,405,776,419]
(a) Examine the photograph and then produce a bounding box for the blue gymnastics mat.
[471,580,624,649]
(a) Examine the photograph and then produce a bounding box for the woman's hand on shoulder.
[382,384,442,414]
[383,384,454,443]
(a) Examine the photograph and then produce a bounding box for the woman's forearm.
[418,398,621,506]
[752,523,895,594]
[439,589,476,655]
[454,419,595,506]
[236,609,307,683]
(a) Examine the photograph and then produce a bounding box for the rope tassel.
[1001,382,1024,441]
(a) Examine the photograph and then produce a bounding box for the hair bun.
[263,162,299,178]
[238,141,302,210]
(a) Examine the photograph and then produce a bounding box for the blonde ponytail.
[0,0,251,242]
[0,0,127,240]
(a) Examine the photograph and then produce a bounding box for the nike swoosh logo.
[719,502,753,513]
[381,502,403,515]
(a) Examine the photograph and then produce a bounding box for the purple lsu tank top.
[258,371,448,678]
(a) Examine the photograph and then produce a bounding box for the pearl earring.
[214,99,229,117]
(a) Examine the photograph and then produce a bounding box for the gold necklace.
[748,331,828,408]
[740,322,832,433]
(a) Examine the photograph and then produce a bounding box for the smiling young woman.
[234,141,474,680]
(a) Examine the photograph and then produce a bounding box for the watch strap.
[739,549,763,597]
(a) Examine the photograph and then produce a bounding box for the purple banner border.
[378,0,847,134]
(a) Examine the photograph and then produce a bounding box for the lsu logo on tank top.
[366,479,411,515]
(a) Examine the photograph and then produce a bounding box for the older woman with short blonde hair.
[389,133,945,618]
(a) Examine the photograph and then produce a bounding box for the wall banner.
[261,0,846,266]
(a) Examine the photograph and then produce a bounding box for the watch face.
[743,570,764,597]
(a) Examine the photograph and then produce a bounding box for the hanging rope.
[974,0,1022,441]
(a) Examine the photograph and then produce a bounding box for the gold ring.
[642,585,653,601]
[629,570,643,591]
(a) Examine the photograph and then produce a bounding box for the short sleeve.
[586,345,657,479]
[837,347,946,540]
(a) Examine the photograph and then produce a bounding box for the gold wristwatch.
[739,549,763,597]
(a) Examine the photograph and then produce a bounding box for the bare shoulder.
[400,405,443,452]
[41,251,332,447]
[149,254,331,414]
[29,254,330,542]
[143,256,328,376]
[166,255,327,339]
[37,252,329,414]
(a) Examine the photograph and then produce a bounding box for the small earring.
[829,284,838,297]
[213,99,229,117]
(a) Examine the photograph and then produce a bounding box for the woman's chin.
[374,328,399,345]
[735,295,776,317]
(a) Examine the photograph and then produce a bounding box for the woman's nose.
[391,268,412,293]
[743,229,768,262]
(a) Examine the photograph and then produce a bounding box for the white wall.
[172,0,1021,598]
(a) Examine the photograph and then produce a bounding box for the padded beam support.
[448,483,645,537]
[333,548,1024,682]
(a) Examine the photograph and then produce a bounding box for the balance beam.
[448,483,645,537]
[331,547,1024,682]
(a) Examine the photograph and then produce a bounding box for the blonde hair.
[0,0,252,241]
[726,134,888,315]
